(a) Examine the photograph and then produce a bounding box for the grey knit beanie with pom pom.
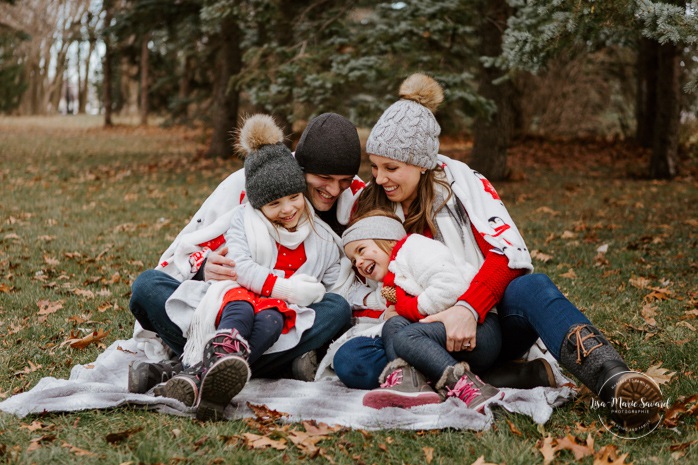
[365,73,444,169]
[237,114,307,209]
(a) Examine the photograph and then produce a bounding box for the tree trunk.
[650,41,680,179]
[79,38,95,114]
[205,15,242,158]
[636,37,658,148]
[469,0,515,181]
[103,0,113,126]
[140,31,150,125]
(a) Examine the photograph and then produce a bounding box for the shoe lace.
[568,324,603,364]
[380,369,403,388]
[446,376,481,406]
[213,336,245,358]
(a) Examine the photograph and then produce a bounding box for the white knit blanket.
[0,338,576,430]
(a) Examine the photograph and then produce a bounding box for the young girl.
[342,210,511,413]
[159,114,342,421]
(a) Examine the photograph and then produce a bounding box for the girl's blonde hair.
[353,167,452,236]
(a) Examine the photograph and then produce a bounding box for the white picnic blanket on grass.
[0,338,576,430]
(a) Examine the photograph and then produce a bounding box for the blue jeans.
[218,301,283,365]
[383,314,502,382]
[334,273,591,390]
[129,269,351,376]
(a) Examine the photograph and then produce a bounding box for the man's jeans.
[129,269,351,377]
[333,273,591,390]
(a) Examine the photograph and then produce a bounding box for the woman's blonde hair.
[353,167,452,237]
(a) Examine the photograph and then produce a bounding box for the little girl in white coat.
[341,210,504,413]
[159,115,342,421]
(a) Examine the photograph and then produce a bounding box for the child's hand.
[272,274,325,307]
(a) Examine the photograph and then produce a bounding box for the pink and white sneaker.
[363,358,442,409]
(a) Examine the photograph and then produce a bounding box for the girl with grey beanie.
[157,114,344,421]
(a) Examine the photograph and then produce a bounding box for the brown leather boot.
[480,358,557,389]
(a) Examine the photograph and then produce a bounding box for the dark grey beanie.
[294,113,361,175]
[239,114,307,209]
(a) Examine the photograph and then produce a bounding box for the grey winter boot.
[196,328,252,422]
[435,362,504,414]
[480,358,557,389]
[560,323,662,430]
[362,358,442,409]
[128,358,183,393]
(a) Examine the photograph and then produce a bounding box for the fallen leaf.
[531,250,553,263]
[105,427,144,444]
[596,244,609,253]
[506,419,523,437]
[247,402,288,425]
[644,287,672,303]
[471,456,498,465]
[43,255,60,266]
[682,309,698,319]
[61,441,97,457]
[26,434,56,452]
[301,420,341,436]
[538,435,557,465]
[629,277,651,289]
[640,304,658,327]
[241,433,287,450]
[676,321,696,332]
[14,360,42,377]
[535,206,560,216]
[74,288,95,299]
[561,230,577,239]
[663,394,698,428]
[20,421,45,432]
[0,283,14,293]
[423,446,434,464]
[593,444,629,465]
[645,363,676,386]
[37,299,63,323]
[62,329,110,349]
[556,434,594,461]
[561,268,577,279]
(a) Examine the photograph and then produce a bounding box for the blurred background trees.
[0,0,696,179]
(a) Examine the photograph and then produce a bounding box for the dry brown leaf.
[74,288,95,299]
[629,277,651,289]
[531,250,553,263]
[20,421,45,432]
[242,433,287,450]
[62,329,110,349]
[247,402,289,424]
[26,434,56,452]
[676,321,696,332]
[538,435,557,465]
[561,268,577,279]
[301,420,341,436]
[561,230,577,239]
[471,455,498,465]
[593,444,630,465]
[555,434,594,461]
[14,360,42,376]
[682,309,698,319]
[37,299,63,323]
[663,394,698,428]
[0,283,14,293]
[43,255,60,266]
[105,427,144,444]
[506,419,523,437]
[423,446,434,464]
[535,206,560,216]
[645,363,676,386]
[640,304,658,327]
[61,441,97,457]
[644,287,672,303]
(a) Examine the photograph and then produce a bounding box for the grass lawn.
[0,115,696,464]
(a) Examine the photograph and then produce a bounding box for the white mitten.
[271,274,326,307]
[363,285,388,310]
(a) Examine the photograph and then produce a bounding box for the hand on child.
[203,247,238,282]
[272,274,326,307]
[420,304,477,352]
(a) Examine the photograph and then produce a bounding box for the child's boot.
[435,362,504,414]
[480,358,557,389]
[559,323,662,430]
[362,358,441,409]
[128,358,183,393]
[196,328,251,421]
[155,362,204,407]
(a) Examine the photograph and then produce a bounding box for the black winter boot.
[560,324,662,430]
[480,358,557,389]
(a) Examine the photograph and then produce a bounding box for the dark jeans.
[130,269,351,377]
[382,313,502,382]
[334,273,592,390]
[218,301,283,365]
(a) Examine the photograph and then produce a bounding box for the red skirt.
[216,287,296,334]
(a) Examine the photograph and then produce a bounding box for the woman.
[333,73,660,429]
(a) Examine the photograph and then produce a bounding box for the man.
[128,113,367,392]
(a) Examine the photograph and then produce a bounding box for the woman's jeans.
[334,273,591,390]
[130,269,351,377]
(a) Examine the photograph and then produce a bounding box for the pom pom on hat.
[366,73,443,169]
[399,73,444,113]
[238,114,306,209]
